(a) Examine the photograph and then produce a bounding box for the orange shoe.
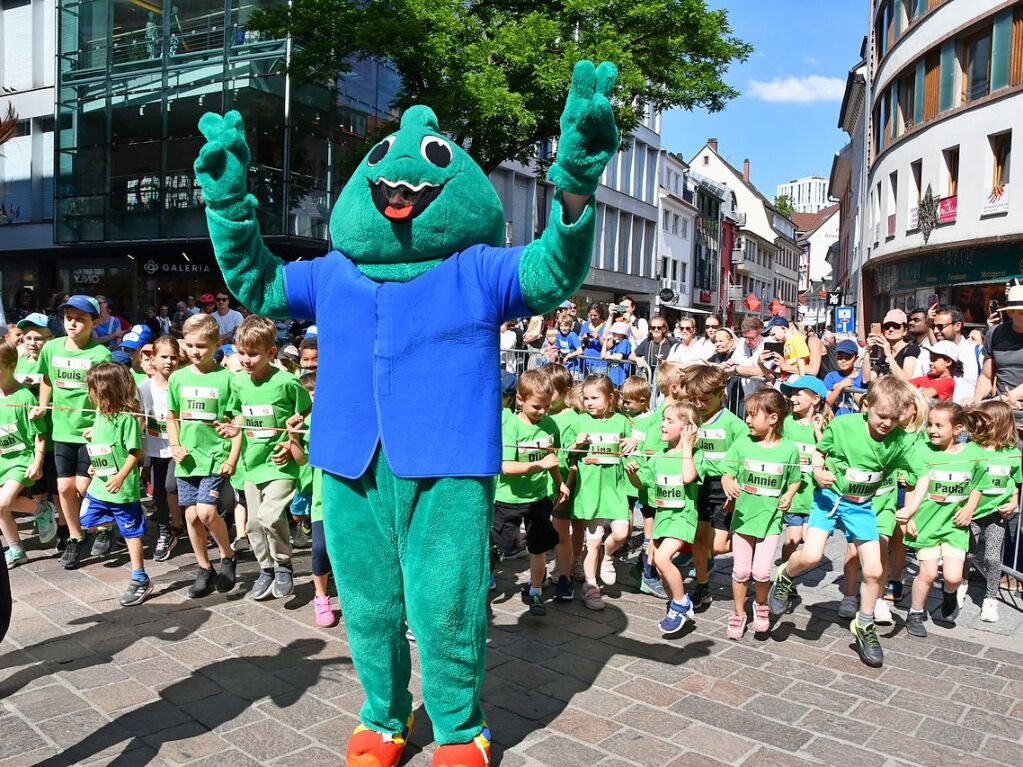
[431,725,491,767]
[345,714,414,767]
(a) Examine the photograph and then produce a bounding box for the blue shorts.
[177,475,225,507]
[290,492,312,518]
[808,488,879,542]
[80,494,146,539]
[783,512,809,528]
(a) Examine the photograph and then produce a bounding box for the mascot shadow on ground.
[194,60,619,767]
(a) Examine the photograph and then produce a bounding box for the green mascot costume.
[194,60,619,767]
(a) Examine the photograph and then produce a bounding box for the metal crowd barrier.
[499,347,642,385]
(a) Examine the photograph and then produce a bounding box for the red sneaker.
[431,726,491,767]
[345,714,413,767]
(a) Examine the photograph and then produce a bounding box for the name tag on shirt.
[179,386,220,422]
[52,356,91,389]
[87,443,118,477]
[242,404,277,439]
[655,474,687,508]
[0,423,26,455]
[794,442,814,473]
[585,433,621,465]
[516,434,554,463]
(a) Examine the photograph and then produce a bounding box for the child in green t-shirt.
[0,341,57,568]
[492,371,567,617]
[722,389,801,641]
[31,295,111,571]
[626,401,702,635]
[541,364,578,599]
[898,401,985,637]
[167,313,242,599]
[779,376,829,568]
[81,363,150,606]
[13,315,57,528]
[231,315,312,602]
[562,374,637,611]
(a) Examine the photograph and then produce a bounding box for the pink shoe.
[752,602,770,633]
[313,595,337,627]
[726,613,747,640]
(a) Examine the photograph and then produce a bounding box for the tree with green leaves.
[250,0,750,174]
[774,194,793,218]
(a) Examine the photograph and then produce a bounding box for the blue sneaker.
[553,575,574,602]
[658,597,693,634]
[640,573,668,599]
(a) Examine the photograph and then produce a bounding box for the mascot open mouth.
[370,177,444,222]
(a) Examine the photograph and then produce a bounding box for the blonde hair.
[965,400,1018,449]
[235,315,277,352]
[517,369,554,401]
[903,387,929,432]
[620,376,652,408]
[861,375,916,415]
[654,361,684,398]
[542,363,573,397]
[182,312,220,342]
[664,400,701,429]
[566,382,585,413]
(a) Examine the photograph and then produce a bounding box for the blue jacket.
[284,246,530,479]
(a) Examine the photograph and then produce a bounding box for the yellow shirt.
[785,333,810,364]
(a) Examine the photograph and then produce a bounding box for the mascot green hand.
[194,60,618,767]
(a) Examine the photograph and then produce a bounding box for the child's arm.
[896,475,929,523]
[778,481,801,512]
[954,489,982,527]
[166,411,188,463]
[999,487,1020,517]
[623,459,644,490]
[502,453,559,476]
[105,448,142,495]
[26,434,46,481]
[30,377,51,421]
[810,450,836,488]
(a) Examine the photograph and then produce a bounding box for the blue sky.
[661,0,868,201]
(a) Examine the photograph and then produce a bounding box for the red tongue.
[384,204,414,221]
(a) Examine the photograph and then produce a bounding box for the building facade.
[776,175,836,214]
[793,204,839,328]
[862,0,1023,326]
[654,150,698,321]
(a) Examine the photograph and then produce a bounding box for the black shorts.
[27,452,58,497]
[53,442,91,480]
[492,498,559,555]
[637,501,655,520]
[697,477,732,531]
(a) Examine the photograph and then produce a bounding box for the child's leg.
[878,535,890,589]
[125,536,146,573]
[310,519,331,597]
[910,555,939,611]
[583,522,603,582]
[939,547,965,592]
[233,491,248,540]
[843,542,860,598]
[604,519,630,557]
[889,524,906,581]
[652,538,684,601]
[55,477,82,538]
[184,505,212,568]
[552,517,572,578]
[151,457,171,532]
[853,539,883,617]
[981,518,1007,599]
[197,503,234,559]
[751,533,780,603]
[782,527,830,578]
[252,480,294,569]
[693,521,713,582]
[712,526,732,556]
[781,521,805,562]
[529,553,546,590]
[731,533,755,614]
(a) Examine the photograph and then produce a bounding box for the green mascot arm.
[520,61,619,313]
[193,111,289,319]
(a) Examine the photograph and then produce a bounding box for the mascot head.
[329,105,505,264]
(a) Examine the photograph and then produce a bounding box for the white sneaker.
[981,598,999,623]
[957,582,968,608]
[600,550,617,585]
[873,599,893,625]
[838,595,858,619]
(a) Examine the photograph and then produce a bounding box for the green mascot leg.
[321,448,493,745]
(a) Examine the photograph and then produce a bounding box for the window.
[663,210,670,231]
[680,218,689,239]
[924,50,940,121]
[898,73,915,131]
[911,159,922,203]
[672,214,680,235]
[679,262,687,287]
[992,132,1011,186]
[887,171,898,237]
[1012,6,1023,86]
[944,146,960,196]
[962,28,992,103]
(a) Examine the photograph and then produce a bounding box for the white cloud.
[747,75,845,104]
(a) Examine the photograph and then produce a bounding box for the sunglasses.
[705,324,720,330]
[680,326,695,332]
[650,325,667,330]
[882,322,904,330]
[932,322,953,331]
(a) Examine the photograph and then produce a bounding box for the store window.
[58,261,135,319]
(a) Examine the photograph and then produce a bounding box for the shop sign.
[938,196,958,224]
[873,240,1023,291]
[699,290,712,304]
[142,259,212,276]
[71,269,101,285]
[982,184,1009,216]
[744,293,761,312]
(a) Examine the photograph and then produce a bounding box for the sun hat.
[921,339,960,363]
[120,325,153,350]
[15,312,49,330]
[610,321,631,336]
[997,284,1023,312]
[780,375,828,399]
[761,316,790,335]
[835,339,859,356]
[882,309,908,325]
[58,295,101,318]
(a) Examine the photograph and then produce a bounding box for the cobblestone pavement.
[2,521,1023,767]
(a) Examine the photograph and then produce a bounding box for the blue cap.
[500,369,518,395]
[304,325,317,338]
[761,316,790,335]
[120,324,152,350]
[558,300,575,309]
[780,375,828,400]
[58,295,101,318]
[111,350,133,367]
[219,344,234,356]
[835,339,859,355]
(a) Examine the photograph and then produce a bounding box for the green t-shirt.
[14,356,43,393]
[563,412,631,521]
[39,338,111,443]
[695,408,749,477]
[550,409,578,474]
[781,415,818,514]
[972,444,1023,521]
[311,467,323,523]
[86,411,141,504]
[167,365,236,477]
[636,448,703,543]
[723,436,802,539]
[297,414,314,496]
[817,413,915,503]
[495,410,560,504]
[132,370,147,387]
[230,368,312,485]
[0,386,42,483]
[904,442,984,551]
[639,402,670,454]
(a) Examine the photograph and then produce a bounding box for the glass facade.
[55,0,399,246]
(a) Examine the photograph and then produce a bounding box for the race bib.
[926,469,972,503]
[876,480,896,496]
[516,434,554,463]
[52,356,91,390]
[983,464,1013,495]
[741,459,785,497]
[585,433,620,465]
[242,404,277,439]
[655,474,687,508]
[697,427,726,460]
[631,428,646,442]
[794,442,814,474]
[843,468,883,502]
[86,443,118,477]
[146,415,168,439]
[0,423,26,455]
[179,386,220,422]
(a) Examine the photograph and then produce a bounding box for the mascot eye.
[420,136,452,168]
[367,137,394,166]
